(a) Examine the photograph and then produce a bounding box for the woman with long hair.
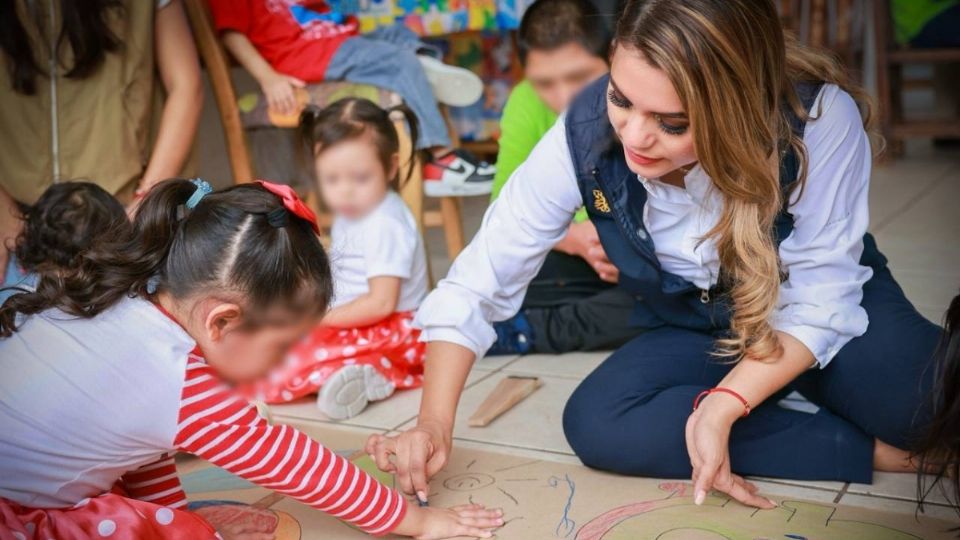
[0,0,203,283]
[366,0,944,508]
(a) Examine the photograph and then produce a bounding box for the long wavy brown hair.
[616,0,877,360]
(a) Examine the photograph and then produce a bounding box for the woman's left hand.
[685,395,777,509]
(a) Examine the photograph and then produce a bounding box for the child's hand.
[395,503,504,539]
[259,72,306,115]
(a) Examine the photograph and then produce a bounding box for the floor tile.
[748,475,844,492]
[777,397,820,414]
[269,369,496,431]
[848,471,953,506]
[747,479,841,504]
[870,159,957,231]
[501,351,609,380]
[886,270,960,316]
[838,493,958,524]
[474,353,522,371]
[872,172,960,238]
[388,426,587,466]
[917,304,949,325]
[446,374,579,455]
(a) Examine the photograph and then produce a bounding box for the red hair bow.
[257,180,320,234]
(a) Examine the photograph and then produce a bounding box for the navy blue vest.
[565,74,885,332]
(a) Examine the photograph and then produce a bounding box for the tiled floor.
[264,141,960,530]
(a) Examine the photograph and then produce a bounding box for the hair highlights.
[615,0,877,360]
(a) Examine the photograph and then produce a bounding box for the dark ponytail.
[916,292,960,518]
[1,179,333,337]
[299,98,420,191]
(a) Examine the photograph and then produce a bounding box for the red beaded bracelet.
[693,388,751,417]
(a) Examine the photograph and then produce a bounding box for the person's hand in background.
[258,71,306,116]
[554,220,619,283]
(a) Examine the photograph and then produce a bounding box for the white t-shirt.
[329,191,428,312]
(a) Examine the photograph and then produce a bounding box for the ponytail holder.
[257,180,320,234]
[185,178,213,209]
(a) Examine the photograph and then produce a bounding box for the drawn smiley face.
[442,473,496,491]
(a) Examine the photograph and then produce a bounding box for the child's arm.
[322,276,401,328]
[221,31,306,116]
[138,0,203,195]
[174,359,501,538]
[119,453,188,508]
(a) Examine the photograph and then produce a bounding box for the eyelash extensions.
[607,88,689,136]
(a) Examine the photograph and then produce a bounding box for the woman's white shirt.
[415,84,872,368]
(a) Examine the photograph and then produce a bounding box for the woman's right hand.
[258,71,306,116]
[394,503,503,539]
[366,419,452,498]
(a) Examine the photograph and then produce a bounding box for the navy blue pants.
[562,266,943,484]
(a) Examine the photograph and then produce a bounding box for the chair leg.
[439,197,465,259]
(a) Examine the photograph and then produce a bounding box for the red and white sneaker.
[423,149,496,197]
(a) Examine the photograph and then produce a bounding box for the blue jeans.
[325,25,451,149]
[562,265,942,484]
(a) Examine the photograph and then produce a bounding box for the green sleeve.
[491,82,588,223]
[492,82,556,202]
[890,0,959,44]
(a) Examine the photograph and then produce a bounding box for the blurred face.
[314,137,395,220]
[606,46,697,178]
[205,319,317,384]
[525,42,608,113]
[196,300,319,384]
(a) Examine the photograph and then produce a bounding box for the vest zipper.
[47,0,60,183]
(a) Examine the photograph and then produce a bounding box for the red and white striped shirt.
[0,298,406,536]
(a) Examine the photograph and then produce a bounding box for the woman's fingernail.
[496,518,504,525]
[767,498,778,507]
[694,490,706,505]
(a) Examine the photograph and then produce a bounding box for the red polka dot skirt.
[255,311,426,403]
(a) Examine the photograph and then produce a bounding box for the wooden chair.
[777,0,864,75]
[182,0,466,261]
[873,0,960,157]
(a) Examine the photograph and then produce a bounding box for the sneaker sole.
[419,57,483,107]
[424,179,494,197]
[316,365,396,420]
[316,365,369,420]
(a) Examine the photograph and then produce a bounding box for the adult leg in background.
[563,326,877,483]
[790,264,942,451]
[324,32,451,149]
[519,251,643,353]
[524,286,641,353]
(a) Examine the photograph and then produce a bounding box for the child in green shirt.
[487,0,645,355]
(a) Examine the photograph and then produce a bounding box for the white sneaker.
[417,55,484,107]
[423,149,496,197]
[317,365,396,420]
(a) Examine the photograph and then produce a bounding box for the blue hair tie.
[185,178,213,209]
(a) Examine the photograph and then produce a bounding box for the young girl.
[0,179,501,539]
[1,181,129,304]
[255,98,430,420]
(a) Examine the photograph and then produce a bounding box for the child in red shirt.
[209,0,496,196]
